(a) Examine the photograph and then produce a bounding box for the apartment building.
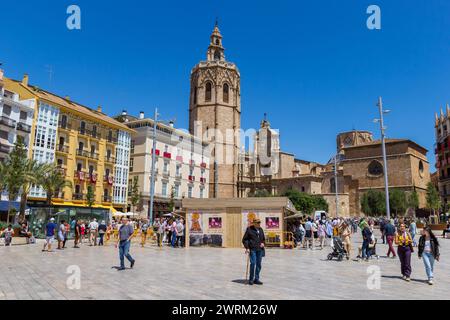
[116,111,210,218]
[4,74,134,212]
[0,70,35,204]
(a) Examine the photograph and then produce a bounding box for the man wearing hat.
[242,218,266,285]
[42,217,57,252]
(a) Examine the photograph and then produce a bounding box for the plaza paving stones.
[0,230,449,300]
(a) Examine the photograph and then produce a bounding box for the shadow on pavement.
[381,275,428,284]
[231,279,248,285]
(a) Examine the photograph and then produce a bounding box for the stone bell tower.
[189,22,241,198]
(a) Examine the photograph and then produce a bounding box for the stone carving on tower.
[189,22,241,198]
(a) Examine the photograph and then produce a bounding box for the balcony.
[103,175,114,185]
[102,195,112,203]
[78,128,89,136]
[17,121,32,133]
[76,149,99,160]
[162,170,170,177]
[88,172,98,184]
[106,136,118,144]
[88,152,99,160]
[0,115,16,128]
[73,193,85,201]
[74,170,87,181]
[0,143,11,153]
[90,131,101,139]
[175,173,182,180]
[58,121,71,130]
[105,155,116,163]
[56,166,66,175]
[151,148,160,156]
[56,144,69,153]
[163,152,171,159]
[200,162,207,168]
[200,177,206,184]
[188,175,195,182]
[176,155,183,162]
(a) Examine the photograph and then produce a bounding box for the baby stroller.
[327,237,347,261]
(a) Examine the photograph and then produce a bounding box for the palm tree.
[18,159,49,222]
[39,164,73,207]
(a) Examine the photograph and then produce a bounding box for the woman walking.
[395,223,413,281]
[317,221,326,249]
[418,227,440,285]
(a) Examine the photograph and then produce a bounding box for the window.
[176,164,181,176]
[77,163,82,171]
[92,125,97,137]
[61,115,67,128]
[130,140,135,154]
[89,165,94,175]
[162,182,168,196]
[163,161,169,174]
[174,184,180,198]
[105,168,110,177]
[0,130,8,140]
[330,178,336,193]
[368,160,383,176]
[193,87,197,104]
[75,185,81,194]
[80,121,86,134]
[214,50,220,60]
[130,158,134,172]
[2,105,11,116]
[20,111,27,120]
[223,83,229,103]
[205,82,212,102]
[200,188,204,199]
[164,145,168,153]
[189,168,194,176]
[78,142,84,151]
[419,160,424,175]
[188,186,193,198]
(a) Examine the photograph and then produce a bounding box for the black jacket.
[418,236,440,259]
[242,226,265,251]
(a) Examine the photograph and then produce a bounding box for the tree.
[407,190,419,213]
[168,185,175,213]
[360,189,385,216]
[426,182,441,216]
[39,164,73,206]
[19,159,49,221]
[86,185,95,208]
[282,188,328,214]
[130,177,141,213]
[3,139,28,224]
[389,189,407,216]
[250,189,272,197]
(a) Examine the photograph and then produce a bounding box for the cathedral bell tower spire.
[207,21,225,62]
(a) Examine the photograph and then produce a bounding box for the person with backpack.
[98,220,107,246]
[418,226,440,285]
[360,221,372,262]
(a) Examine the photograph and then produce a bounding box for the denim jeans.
[422,252,435,280]
[362,240,370,259]
[249,250,263,282]
[119,240,134,268]
[99,233,104,245]
[171,232,177,247]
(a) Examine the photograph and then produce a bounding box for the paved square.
[1,230,449,300]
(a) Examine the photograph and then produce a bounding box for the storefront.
[181,197,298,248]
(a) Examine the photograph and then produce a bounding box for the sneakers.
[117,267,126,271]
[248,280,254,285]
[428,279,434,285]
[254,280,263,285]
[405,277,411,282]
[402,275,407,280]
[130,260,135,269]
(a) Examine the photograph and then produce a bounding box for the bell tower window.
[205,82,212,102]
[223,83,229,103]
[214,50,221,61]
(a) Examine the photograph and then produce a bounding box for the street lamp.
[328,153,344,218]
[373,96,391,220]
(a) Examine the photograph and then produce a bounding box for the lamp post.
[374,97,391,220]
[330,153,344,218]
[148,108,158,225]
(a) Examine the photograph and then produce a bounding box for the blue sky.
[1,0,449,170]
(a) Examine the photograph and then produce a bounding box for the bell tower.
[189,22,241,198]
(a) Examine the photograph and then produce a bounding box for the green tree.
[282,188,327,214]
[389,189,407,216]
[86,185,95,208]
[168,185,175,212]
[3,139,28,224]
[360,189,385,216]
[407,190,420,213]
[312,195,329,212]
[426,182,441,216]
[130,177,141,212]
[39,164,73,206]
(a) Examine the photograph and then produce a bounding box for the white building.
[117,111,210,218]
[0,69,35,200]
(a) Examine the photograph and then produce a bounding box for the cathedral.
[189,24,431,216]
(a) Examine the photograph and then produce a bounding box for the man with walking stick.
[242,218,265,285]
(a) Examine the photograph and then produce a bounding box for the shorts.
[46,236,54,244]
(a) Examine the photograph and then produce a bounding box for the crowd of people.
[289,215,442,285]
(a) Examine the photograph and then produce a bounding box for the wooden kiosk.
[182,197,298,248]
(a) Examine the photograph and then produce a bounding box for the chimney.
[169,120,174,128]
[139,111,145,119]
[97,105,102,113]
[122,109,127,116]
[22,74,29,86]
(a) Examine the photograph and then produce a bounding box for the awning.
[284,212,304,220]
[0,201,28,212]
[51,201,113,210]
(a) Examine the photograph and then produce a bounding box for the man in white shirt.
[88,218,99,246]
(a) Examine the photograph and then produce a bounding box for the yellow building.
[4,75,134,212]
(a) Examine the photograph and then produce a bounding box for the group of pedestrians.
[151,217,185,248]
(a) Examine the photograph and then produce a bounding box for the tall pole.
[148,108,158,225]
[378,97,391,220]
[334,154,339,218]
